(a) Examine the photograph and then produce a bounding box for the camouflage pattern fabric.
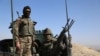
[39,34,57,56]
[18,36,32,56]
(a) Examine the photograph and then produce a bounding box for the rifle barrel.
[64,19,75,32]
[68,19,75,29]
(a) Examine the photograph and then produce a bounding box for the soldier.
[39,28,57,56]
[39,28,69,56]
[10,6,37,56]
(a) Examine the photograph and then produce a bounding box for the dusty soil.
[72,43,100,56]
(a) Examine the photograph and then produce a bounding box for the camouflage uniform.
[11,6,36,56]
[39,28,57,56]
[39,28,71,56]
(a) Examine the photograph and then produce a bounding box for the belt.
[19,35,32,37]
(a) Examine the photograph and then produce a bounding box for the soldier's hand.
[16,41,20,50]
[62,27,68,33]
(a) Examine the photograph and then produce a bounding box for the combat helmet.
[43,28,52,35]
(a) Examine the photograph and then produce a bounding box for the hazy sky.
[0,0,100,46]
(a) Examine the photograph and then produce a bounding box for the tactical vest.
[18,18,35,36]
[40,40,55,56]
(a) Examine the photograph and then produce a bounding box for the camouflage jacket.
[9,17,36,42]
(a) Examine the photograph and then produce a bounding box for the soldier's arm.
[13,19,22,50]
[13,19,21,42]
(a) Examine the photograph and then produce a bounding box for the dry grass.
[72,43,100,56]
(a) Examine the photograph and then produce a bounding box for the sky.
[0,0,100,47]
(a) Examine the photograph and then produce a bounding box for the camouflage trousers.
[17,36,33,56]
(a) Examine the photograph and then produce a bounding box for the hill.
[72,44,100,56]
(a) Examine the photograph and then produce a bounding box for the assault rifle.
[55,18,74,56]
[57,18,74,43]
